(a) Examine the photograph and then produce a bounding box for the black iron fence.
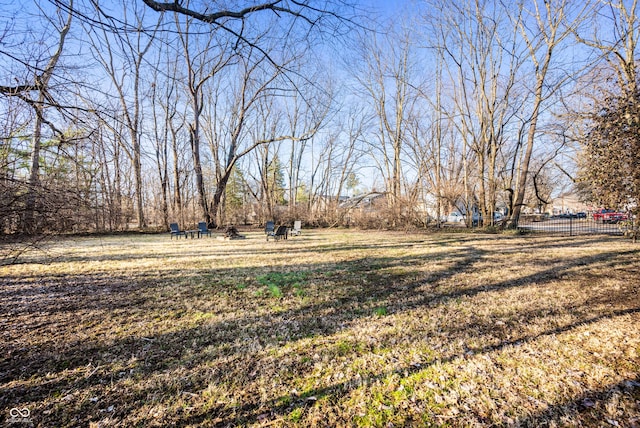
[516,215,626,236]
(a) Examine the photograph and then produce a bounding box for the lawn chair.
[272,225,288,241]
[290,220,302,236]
[265,221,275,240]
[169,223,187,239]
[198,222,212,238]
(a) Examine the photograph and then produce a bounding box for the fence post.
[569,216,573,236]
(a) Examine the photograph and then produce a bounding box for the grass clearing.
[1,230,639,427]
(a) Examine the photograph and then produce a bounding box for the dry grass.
[1,230,639,427]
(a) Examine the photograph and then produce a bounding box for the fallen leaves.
[1,231,639,426]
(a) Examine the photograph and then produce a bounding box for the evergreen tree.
[580,87,640,238]
[267,156,286,206]
[225,167,246,209]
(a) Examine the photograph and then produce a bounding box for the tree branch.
[0,84,38,95]
[142,0,289,24]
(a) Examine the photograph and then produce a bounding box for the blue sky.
[363,0,405,13]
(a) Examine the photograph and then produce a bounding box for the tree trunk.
[23,97,44,234]
[189,123,210,225]
[509,61,549,227]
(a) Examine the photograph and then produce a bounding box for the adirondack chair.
[265,221,275,240]
[197,222,212,238]
[273,225,288,241]
[290,220,302,236]
[169,223,187,239]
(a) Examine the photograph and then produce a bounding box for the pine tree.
[267,157,286,206]
[226,167,246,209]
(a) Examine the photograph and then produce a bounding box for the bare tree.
[506,0,592,226]
[0,1,73,234]
[576,0,639,96]
[83,1,160,230]
[307,131,340,225]
[353,26,421,225]
[246,96,284,223]
[332,107,366,205]
[92,122,126,231]
[175,14,234,226]
[278,68,335,221]
[425,0,524,226]
[205,46,323,227]
[149,44,183,230]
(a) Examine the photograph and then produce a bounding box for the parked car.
[592,209,627,223]
[446,212,465,223]
[553,212,579,219]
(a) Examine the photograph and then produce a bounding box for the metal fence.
[516,215,625,236]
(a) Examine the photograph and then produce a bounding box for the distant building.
[549,192,590,215]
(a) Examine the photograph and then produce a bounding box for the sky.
[1,0,622,202]
[362,0,407,16]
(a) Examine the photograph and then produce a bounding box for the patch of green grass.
[373,306,388,316]
[191,311,214,322]
[288,407,304,422]
[268,283,283,298]
[293,282,305,297]
[257,271,309,287]
[334,339,365,357]
[336,340,352,356]
[256,271,309,298]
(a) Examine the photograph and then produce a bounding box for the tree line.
[1,0,638,235]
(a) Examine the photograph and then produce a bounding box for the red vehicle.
[592,209,628,223]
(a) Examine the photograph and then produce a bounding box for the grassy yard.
[1,230,639,427]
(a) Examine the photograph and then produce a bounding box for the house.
[549,191,590,215]
[312,194,350,213]
[338,192,385,210]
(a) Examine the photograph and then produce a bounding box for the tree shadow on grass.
[0,247,480,405]
[2,231,435,266]
[1,239,638,426]
[180,306,640,427]
[0,272,158,314]
[518,374,640,427]
[0,247,469,348]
